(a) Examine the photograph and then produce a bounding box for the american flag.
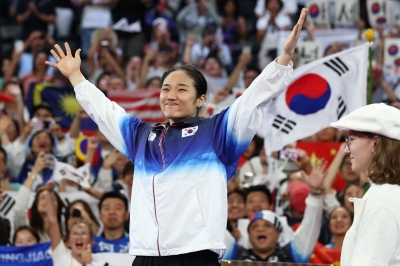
[108,88,165,123]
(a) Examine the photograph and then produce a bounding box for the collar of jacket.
[152,117,205,129]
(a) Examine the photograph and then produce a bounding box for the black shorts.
[132,250,220,266]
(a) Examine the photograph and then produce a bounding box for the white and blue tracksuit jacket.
[74,60,293,257]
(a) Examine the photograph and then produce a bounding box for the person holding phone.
[330,103,400,266]
[45,9,307,265]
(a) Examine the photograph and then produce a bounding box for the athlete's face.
[160,71,205,124]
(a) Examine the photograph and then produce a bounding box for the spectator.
[21,50,53,95]
[227,189,246,241]
[218,0,247,58]
[201,55,229,100]
[144,76,162,90]
[256,0,291,68]
[98,192,129,240]
[46,181,94,266]
[108,75,127,91]
[64,199,100,237]
[125,56,141,91]
[326,206,353,250]
[95,71,111,91]
[184,23,232,69]
[0,180,11,245]
[176,0,222,49]
[13,177,64,242]
[13,225,40,246]
[54,0,74,38]
[340,182,364,214]
[144,17,179,63]
[80,0,117,58]
[112,0,146,61]
[87,28,124,83]
[16,0,56,40]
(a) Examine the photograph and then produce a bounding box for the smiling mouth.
[75,242,84,250]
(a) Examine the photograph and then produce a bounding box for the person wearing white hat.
[330,103,400,266]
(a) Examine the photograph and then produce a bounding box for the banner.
[367,0,390,28]
[334,0,359,28]
[53,162,91,188]
[305,0,331,31]
[278,29,358,58]
[262,44,368,154]
[92,236,130,253]
[383,38,400,74]
[0,242,52,266]
[296,41,322,66]
[90,253,134,266]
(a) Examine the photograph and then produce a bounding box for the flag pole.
[365,29,375,105]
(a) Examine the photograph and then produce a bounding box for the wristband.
[27,172,37,180]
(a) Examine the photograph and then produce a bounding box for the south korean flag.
[182,126,198,138]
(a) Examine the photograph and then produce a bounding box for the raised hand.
[82,244,92,265]
[301,159,328,192]
[277,8,307,65]
[45,43,85,87]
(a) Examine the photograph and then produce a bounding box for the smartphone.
[242,45,251,55]
[14,40,24,53]
[279,150,299,161]
[243,172,254,184]
[31,118,43,130]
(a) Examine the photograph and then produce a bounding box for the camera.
[72,209,81,218]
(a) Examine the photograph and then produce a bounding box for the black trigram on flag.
[272,115,297,134]
[0,193,16,217]
[337,96,347,119]
[324,57,349,76]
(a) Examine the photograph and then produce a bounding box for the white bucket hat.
[330,103,400,140]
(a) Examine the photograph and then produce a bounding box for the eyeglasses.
[345,138,354,150]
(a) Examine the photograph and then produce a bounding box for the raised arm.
[45,181,62,250]
[212,9,307,165]
[45,43,143,161]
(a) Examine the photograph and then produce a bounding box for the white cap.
[152,17,168,27]
[330,103,400,140]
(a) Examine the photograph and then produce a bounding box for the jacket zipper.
[152,125,169,256]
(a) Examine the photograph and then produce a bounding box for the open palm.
[283,8,307,56]
[45,43,81,79]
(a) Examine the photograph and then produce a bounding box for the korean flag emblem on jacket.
[182,126,198,138]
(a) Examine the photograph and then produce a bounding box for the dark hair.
[30,189,64,235]
[161,62,207,116]
[95,71,112,87]
[266,0,283,11]
[99,191,129,211]
[244,65,262,76]
[122,161,134,177]
[203,54,223,69]
[13,225,40,245]
[0,146,7,163]
[28,130,55,152]
[328,206,354,224]
[32,50,48,73]
[65,200,100,236]
[218,0,240,18]
[244,185,272,205]
[144,76,162,89]
[228,189,245,201]
[339,181,361,206]
[33,104,54,117]
[110,74,127,88]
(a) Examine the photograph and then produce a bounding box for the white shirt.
[257,12,292,50]
[341,183,400,266]
[50,241,82,266]
[81,5,112,29]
